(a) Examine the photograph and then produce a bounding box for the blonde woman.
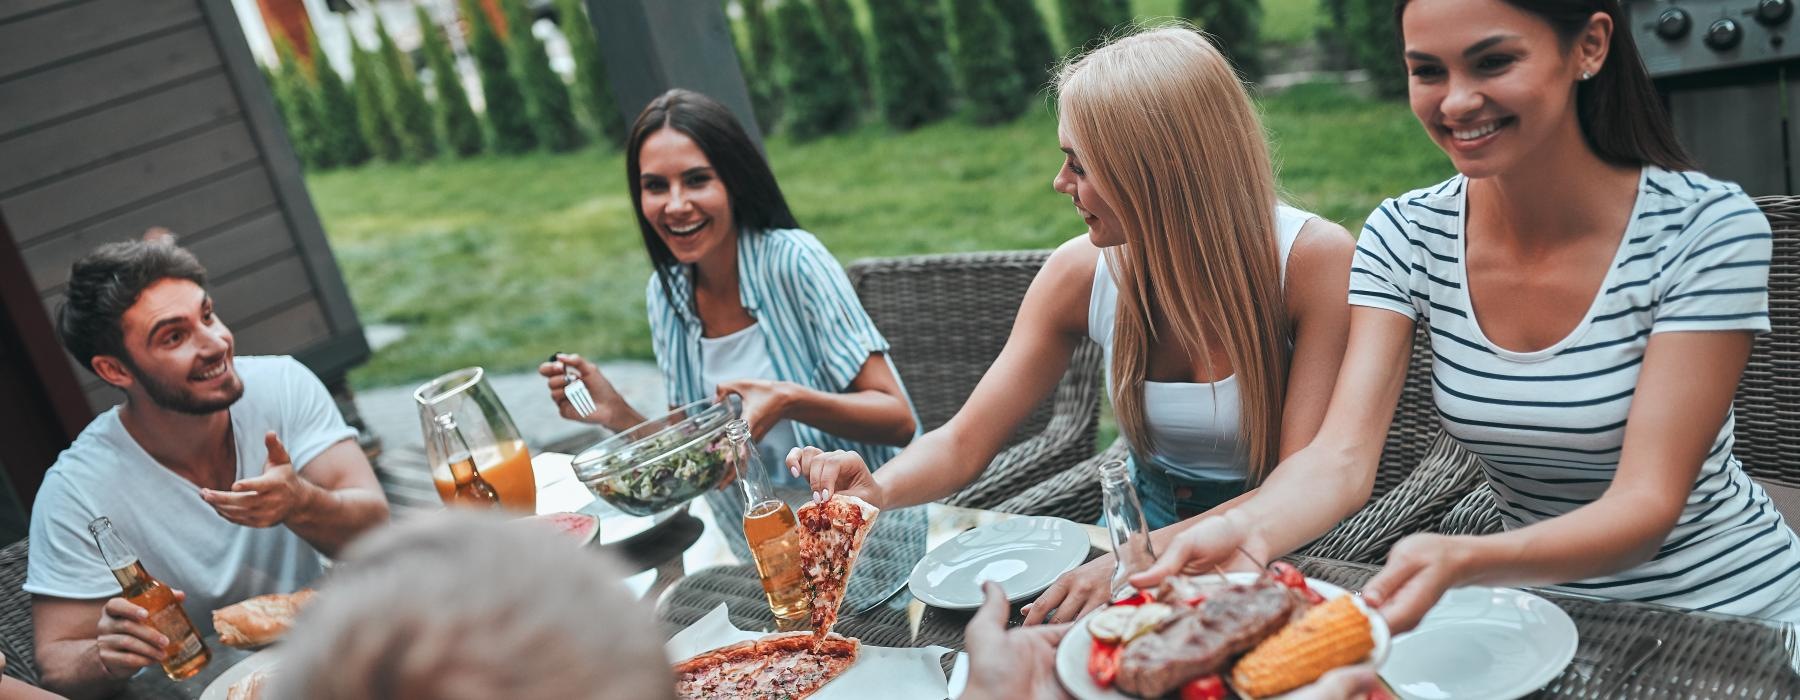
[791,25,1354,624]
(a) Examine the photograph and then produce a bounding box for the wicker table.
[656,503,1800,699]
[126,455,1800,699]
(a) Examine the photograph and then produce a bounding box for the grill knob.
[1656,8,1692,38]
[1704,18,1743,50]
[1757,0,1793,25]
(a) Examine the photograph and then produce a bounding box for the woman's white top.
[1087,204,1315,481]
[700,322,800,469]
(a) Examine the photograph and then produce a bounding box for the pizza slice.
[795,494,879,639]
[672,631,860,700]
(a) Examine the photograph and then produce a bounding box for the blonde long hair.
[1056,25,1288,484]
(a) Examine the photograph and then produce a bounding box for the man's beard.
[123,356,244,415]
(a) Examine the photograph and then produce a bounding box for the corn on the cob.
[1230,595,1374,698]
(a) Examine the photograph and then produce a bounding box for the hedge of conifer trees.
[265,0,1383,170]
[1181,0,1264,80]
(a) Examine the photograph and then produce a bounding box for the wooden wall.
[0,0,368,419]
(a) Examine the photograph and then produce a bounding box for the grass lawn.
[309,81,1449,390]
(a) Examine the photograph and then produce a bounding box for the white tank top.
[699,322,800,471]
[1087,205,1315,481]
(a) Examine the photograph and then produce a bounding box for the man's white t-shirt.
[24,355,357,635]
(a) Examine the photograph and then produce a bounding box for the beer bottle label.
[148,606,199,655]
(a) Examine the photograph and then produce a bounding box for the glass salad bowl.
[571,398,740,516]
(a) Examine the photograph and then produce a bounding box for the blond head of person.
[272,511,674,700]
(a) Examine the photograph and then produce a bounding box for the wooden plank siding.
[0,0,201,80]
[0,72,242,196]
[0,0,369,419]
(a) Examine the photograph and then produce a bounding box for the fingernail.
[812,490,821,502]
[790,467,800,477]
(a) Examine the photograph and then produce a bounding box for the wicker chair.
[1396,195,1800,541]
[1288,317,1491,563]
[0,538,37,686]
[846,252,1105,518]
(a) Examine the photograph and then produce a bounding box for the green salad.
[587,426,731,516]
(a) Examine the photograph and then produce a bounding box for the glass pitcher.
[414,367,537,513]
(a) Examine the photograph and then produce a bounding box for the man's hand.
[960,582,1071,700]
[201,432,318,528]
[95,590,185,680]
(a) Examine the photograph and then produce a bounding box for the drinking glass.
[413,367,537,513]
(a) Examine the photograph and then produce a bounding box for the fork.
[552,352,598,418]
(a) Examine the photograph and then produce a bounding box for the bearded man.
[25,240,388,698]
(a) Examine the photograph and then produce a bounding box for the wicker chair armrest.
[989,438,1130,523]
[941,342,1103,511]
[0,538,37,686]
[1434,484,1504,536]
[1297,431,1487,564]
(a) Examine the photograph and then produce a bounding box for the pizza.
[795,494,878,639]
[672,631,860,699]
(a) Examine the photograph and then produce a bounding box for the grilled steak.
[1113,579,1297,697]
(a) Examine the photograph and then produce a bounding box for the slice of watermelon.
[523,512,601,546]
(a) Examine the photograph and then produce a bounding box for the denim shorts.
[1129,454,1248,530]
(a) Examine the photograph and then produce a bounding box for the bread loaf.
[212,590,315,648]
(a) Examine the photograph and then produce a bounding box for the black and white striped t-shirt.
[1350,166,1800,621]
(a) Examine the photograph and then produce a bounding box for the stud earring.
[1580,71,1593,80]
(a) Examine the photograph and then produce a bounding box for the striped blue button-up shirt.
[646,227,909,467]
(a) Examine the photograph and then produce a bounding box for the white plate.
[198,648,279,700]
[1054,573,1391,700]
[907,516,1090,609]
[1381,587,1577,700]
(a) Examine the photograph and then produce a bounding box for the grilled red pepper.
[1269,561,1326,604]
[1111,591,1153,607]
[1088,641,1122,688]
[1178,674,1227,700]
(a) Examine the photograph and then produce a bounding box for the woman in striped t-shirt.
[540,90,917,477]
[1133,0,1800,629]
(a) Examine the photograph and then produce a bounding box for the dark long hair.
[1395,0,1695,171]
[625,89,800,308]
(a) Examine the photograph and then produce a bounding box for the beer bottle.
[724,419,810,627]
[1098,459,1157,600]
[87,517,210,680]
[431,413,499,507]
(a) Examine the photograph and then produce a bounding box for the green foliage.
[737,0,782,133]
[1057,0,1130,50]
[463,0,535,153]
[272,34,330,169]
[1180,0,1264,79]
[417,6,484,157]
[501,0,581,151]
[950,0,1025,124]
[993,0,1058,101]
[308,83,1453,388]
[350,39,400,162]
[557,0,625,148]
[1344,0,1407,97]
[307,24,369,167]
[774,0,858,140]
[813,0,869,101]
[867,0,954,130]
[375,18,438,161]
